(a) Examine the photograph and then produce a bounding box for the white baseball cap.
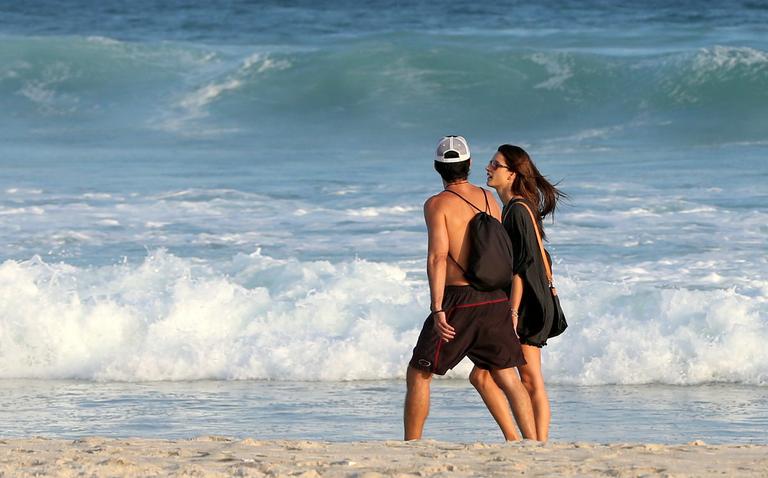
[435,135,471,163]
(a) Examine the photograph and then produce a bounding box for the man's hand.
[433,311,455,342]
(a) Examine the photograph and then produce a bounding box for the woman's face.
[485,152,514,189]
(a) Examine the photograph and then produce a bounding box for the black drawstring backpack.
[443,188,514,291]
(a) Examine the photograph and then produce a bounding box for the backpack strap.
[443,189,483,213]
[442,187,487,274]
[447,253,467,273]
[513,201,554,288]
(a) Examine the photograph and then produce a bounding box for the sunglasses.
[488,159,511,171]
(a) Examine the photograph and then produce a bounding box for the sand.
[1,436,766,477]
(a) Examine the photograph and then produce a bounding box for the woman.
[469,144,566,441]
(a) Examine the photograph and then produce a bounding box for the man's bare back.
[424,183,502,286]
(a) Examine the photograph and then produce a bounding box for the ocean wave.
[0,35,214,123]
[1,35,766,145]
[0,250,765,385]
[160,52,291,132]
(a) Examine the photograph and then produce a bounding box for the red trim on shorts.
[452,298,508,310]
[431,297,509,373]
[432,339,443,373]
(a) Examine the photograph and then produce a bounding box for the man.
[403,135,536,441]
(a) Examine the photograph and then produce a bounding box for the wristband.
[431,309,445,315]
[510,308,519,319]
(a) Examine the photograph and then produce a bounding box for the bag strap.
[443,188,486,214]
[501,203,514,223]
[512,201,554,287]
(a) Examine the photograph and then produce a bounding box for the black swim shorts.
[409,286,526,375]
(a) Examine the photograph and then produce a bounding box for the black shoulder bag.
[515,201,568,338]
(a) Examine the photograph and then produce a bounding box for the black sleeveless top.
[502,199,554,347]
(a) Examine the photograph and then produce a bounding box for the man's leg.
[404,365,433,440]
[469,366,521,441]
[489,367,537,440]
[518,345,551,441]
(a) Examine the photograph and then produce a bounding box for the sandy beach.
[1,436,766,477]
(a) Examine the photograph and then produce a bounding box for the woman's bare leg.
[518,345,550,441]
[489,367,537,440]
[469,366,521,441]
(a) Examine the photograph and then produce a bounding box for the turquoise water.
[0,0,767,442]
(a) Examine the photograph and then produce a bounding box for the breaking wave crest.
[1,250,765,385]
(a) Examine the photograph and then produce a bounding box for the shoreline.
[2,437,767,477]
[3,381,767,445]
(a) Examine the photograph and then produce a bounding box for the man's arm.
[424,196,455,342]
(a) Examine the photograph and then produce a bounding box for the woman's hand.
[511,308,520,338]
[432,311,455,342]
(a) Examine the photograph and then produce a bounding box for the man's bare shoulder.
[423,191,452,213]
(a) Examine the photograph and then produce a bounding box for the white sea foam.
[550,276,768,385]
[82,193,113,200]
[0,251,421,382]
[694,46,768,72]
[85,36,123,45]
[179,79,243,116]
[17,62,79,115]
[323,186,361,196]
[145,221,168,228]
[345,205,419,217]
[0,206,45,216]
[0,186,427,262]
[529,52,574,90]
[242,53,291,73]
[49,231,93,242]
[0,250,765,385]
[5,188,43,195]
[664,46,768,103]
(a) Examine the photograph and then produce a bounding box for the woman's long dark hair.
[497,144,566,239]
